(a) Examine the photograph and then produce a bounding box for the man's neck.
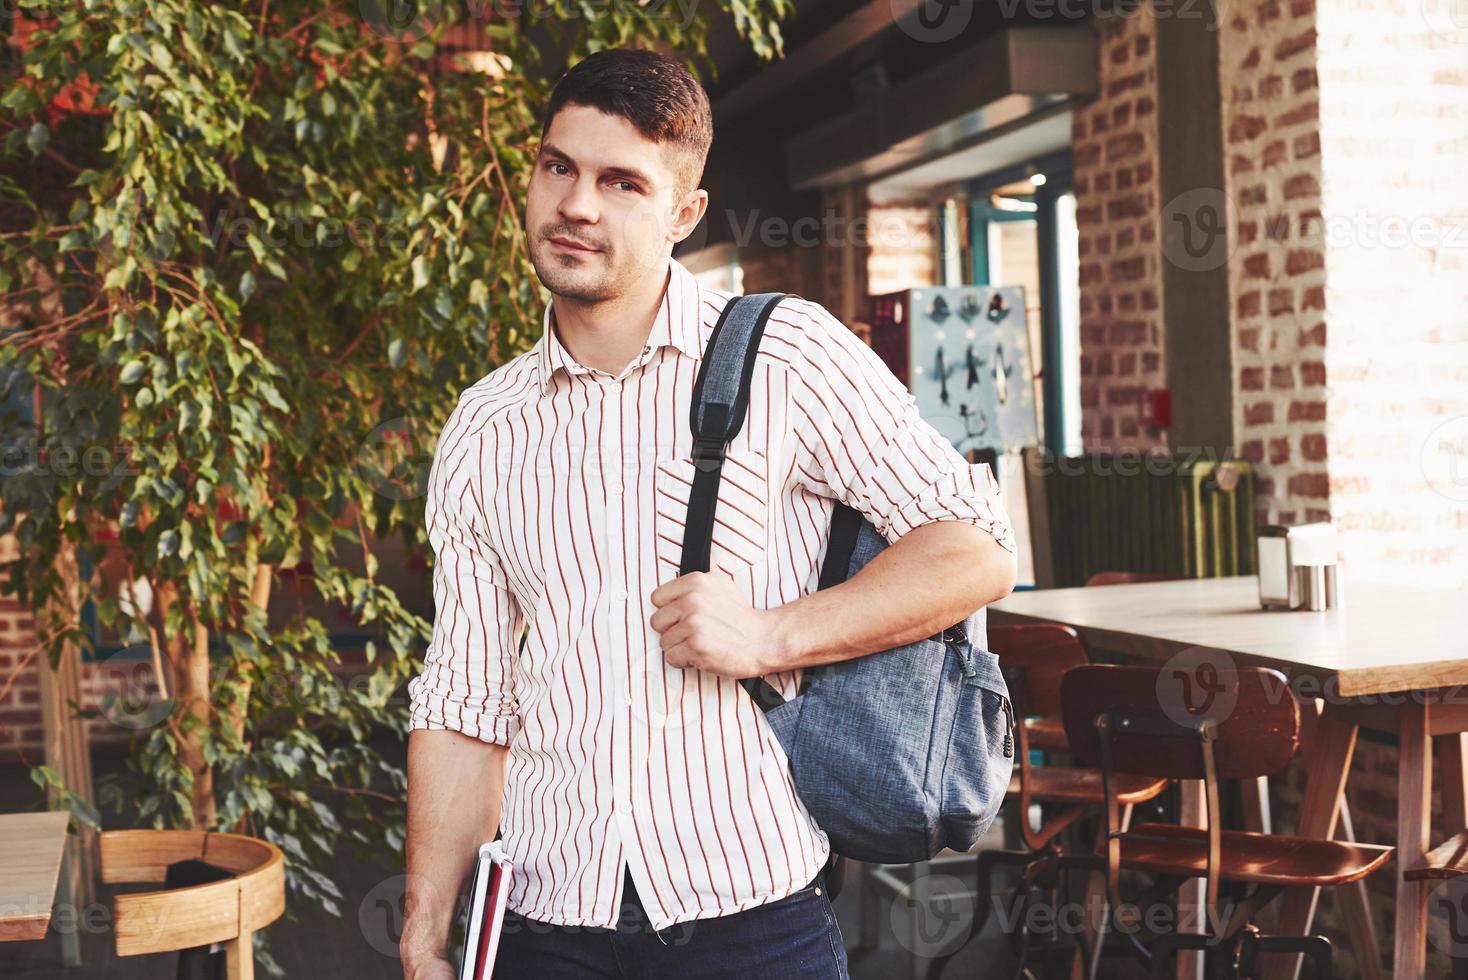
[551,263,671,376]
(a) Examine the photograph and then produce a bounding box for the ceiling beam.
[784,26,1098,191]
[711,0,928,120]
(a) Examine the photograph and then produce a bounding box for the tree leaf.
[26,124,49,157]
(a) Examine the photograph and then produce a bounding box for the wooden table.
[0,811,72,943]
[991,575,1468,980]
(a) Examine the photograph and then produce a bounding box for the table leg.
[1241,774,1280,934]
[1176,779,1205,980]
[1305,699,1383,980]
[1395,700,1432,980]
[1241,775,1271,835]
[56,836,81,968]
[1336,801,1385,980]
[1442,732,1468,832]
[1263,704,1358,980]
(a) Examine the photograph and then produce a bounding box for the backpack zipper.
[944,626,976,679]
[1001,696,1014,758]
[944,626,1009,757]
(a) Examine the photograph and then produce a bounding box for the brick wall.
[817,185,871,326]
[0,530,164,766]
[0,598,44,760]
[0,531,46,764]
[1072,6,1167,451]
[1220,0,1331,526]
[1315,0,1468,588]
[0,523,413,766]
[866,202,938,296]
[1221,0,1468,580]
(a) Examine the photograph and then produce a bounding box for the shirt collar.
[535,255,705,396]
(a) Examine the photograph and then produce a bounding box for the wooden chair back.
[988,624,1088,722]
[1060,663,1299,781]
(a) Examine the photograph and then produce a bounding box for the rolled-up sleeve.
[788,300,1016,553]
[406,401,523,746]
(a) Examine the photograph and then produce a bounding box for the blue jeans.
[493,865,851,979]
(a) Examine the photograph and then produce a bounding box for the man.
[400,47,1016,980]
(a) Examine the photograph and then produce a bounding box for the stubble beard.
[531,236,619,304]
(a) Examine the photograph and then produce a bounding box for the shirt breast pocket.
[653,449,770,582]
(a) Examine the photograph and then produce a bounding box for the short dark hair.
[540,48,713,197]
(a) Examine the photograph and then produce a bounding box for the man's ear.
[669,187,709,246]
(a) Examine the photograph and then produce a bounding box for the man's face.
[526,103,705,303]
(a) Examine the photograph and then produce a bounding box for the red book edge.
[474,860,509,979]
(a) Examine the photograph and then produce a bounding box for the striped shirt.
[406,255,1015,932]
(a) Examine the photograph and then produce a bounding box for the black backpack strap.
[680,291,790,576]
[789,502,867,700]
[817,503,864,590]
[681,291,792,714]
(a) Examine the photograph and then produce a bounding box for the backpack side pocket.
[938,644,1015,852]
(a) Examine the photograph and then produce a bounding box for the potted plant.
[0,1,788,971]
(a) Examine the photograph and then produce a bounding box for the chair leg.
[909,862,931,980]
[1248,934,1333,979]
[225,930,254,980]
[978,851,1034,939]
[925,850,1031,980]
[1080,885,1106,980]
[1050,853,1107,980]
[1150,932,1213,980]
[855,861,880,955]
[1007,884,1037,980]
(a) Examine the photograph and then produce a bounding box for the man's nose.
[558,177,599,224]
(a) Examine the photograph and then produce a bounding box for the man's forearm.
[765,521,1016,672]
[401,729,509,971]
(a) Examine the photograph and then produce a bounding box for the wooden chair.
[100,829,285,980]
[998,624,1078,756]
[926,624,1170,979]
[1059,664,1393,979]
[1084,571,1179,587]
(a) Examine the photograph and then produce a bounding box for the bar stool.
[1059,664,1394,979]
[926,624,1171,979]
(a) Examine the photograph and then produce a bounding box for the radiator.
[1033,454,1257,588]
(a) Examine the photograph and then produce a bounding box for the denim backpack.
[678,291,1016,864]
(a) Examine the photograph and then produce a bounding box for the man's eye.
[547,162,570,176]
[611,180,638,193]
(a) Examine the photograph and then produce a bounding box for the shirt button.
[619,800,632,815]
[608,480,623,495]
[614,589,629,602]
[622,694,633,707]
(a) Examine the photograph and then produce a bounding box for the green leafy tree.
[0,0,787,970]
